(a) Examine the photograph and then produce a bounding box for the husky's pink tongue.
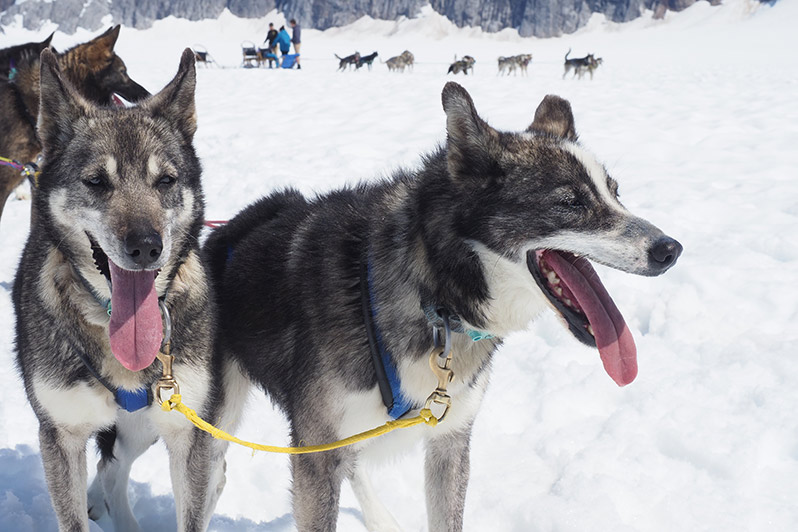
[108,260,162,371]
[541,250,637,386]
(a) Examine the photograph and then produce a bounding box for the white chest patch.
[32,377,118,430]
[470,242,550,337]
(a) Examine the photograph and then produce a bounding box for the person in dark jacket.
[264,22,278,52]
[263,22,279,67]
[290,18,301,69]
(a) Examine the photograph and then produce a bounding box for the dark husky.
[13,49,245,531]
[0,31,55,77]
[335,52,361,71]
[204,82,682,530]
[563,48,595,79]
[0,25,149,226]
[448,55,475,75]
[356,51,379,70]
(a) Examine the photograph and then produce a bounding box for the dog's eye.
[84,175,107,188]
[157,175,176,187]
[557,189,584,208]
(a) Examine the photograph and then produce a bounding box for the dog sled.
[241,40,260,68]
[192,45,216,67]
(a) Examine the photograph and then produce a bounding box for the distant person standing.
[263,22,279,67]
[290,18,301,69]
[264,22,278,53]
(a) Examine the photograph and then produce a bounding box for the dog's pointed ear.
[442,82,502,182]
[42,31,55,48]
[37,48,91,156]
[93,25,121,51]
[142,48,197,142]
[527,95,578,141]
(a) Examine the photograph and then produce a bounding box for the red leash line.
[203,220,228,228]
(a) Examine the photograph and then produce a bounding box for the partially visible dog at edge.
[13,48,247,532]
[0,25,150,227]
[0,31,54,77]
[203,82,683,531]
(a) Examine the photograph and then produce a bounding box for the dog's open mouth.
[89,235,162,372]
[527,250,637,386]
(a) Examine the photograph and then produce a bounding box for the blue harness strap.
[73,347,152,413]
[361,258,414,419]
[115,387,152,412]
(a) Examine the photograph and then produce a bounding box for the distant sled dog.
[384,50,415,72]
[204,82,682,530]
[356,51,379,70]
[448,55,475,75]
[335,52,360,71]
[563,48,596,79]
[13,49,245,532]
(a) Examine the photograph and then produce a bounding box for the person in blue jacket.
[275,26,291,59]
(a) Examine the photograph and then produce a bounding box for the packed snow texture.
[1,0,796,530]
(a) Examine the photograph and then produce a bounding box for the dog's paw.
[87,477,108,521]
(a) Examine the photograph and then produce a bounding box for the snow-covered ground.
[1,0,797,530]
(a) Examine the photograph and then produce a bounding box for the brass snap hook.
[424,345,455,422]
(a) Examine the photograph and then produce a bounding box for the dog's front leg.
[424,425,473,532]
[160,426,222,532]
[38,422,93,532]
[291,444,352,531]
[88,412,159,530]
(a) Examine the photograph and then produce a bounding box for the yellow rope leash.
[161,393,438,454]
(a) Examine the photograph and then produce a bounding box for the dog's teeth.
[547,271,560,285]
[563,298,572,307]
[554,287,564,296]
[587,325,595,336]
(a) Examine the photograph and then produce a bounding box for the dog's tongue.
[108,260,162,372]
[542,250,637,386]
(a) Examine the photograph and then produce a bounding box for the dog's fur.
[356,51,379,70]
[448,55,476,75]
[203,82,682,531]
[335,52,361,71]
[13,49,245,532]
[0,25,149,226]
[563,48,596,79]
[0,32,55,77]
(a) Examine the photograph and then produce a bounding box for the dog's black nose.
[649,236,683,270]
[124,230,163,267]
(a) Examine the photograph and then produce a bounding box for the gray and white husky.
[13,49,245,531]
[204,82,682,531]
